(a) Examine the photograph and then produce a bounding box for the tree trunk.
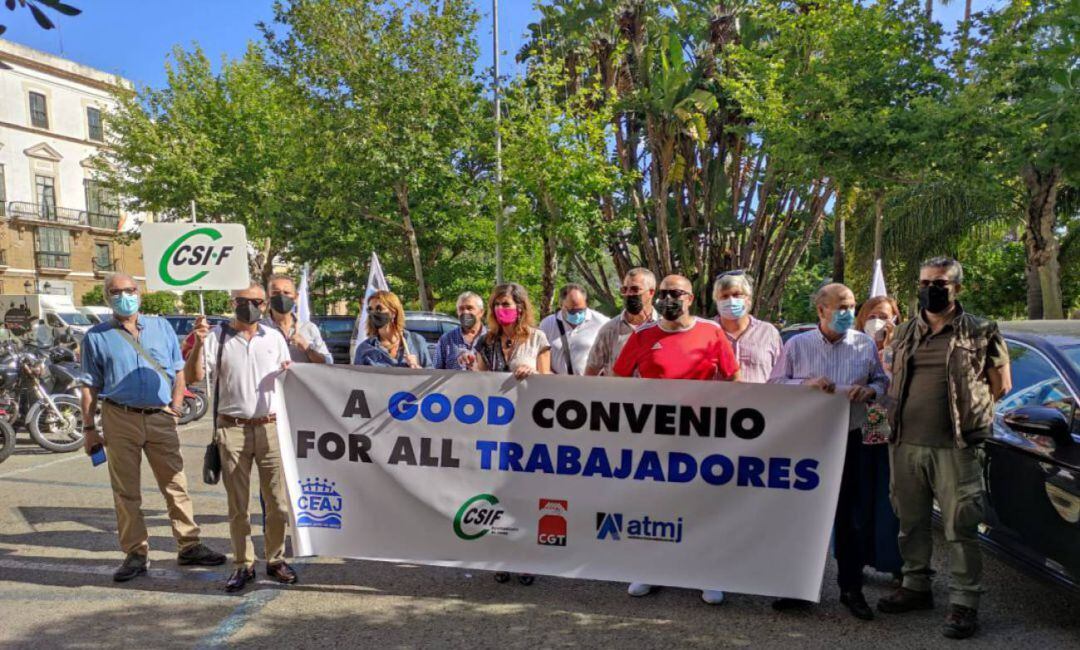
[833,204,846,285]
[925,0,933,20]
[394,183,430,311]
[1021,165,1064,319]
[541,224,558,317]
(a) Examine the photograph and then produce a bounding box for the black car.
[312,315,355,365]
[163,315,228,347]
[314,311,459,365]
[981,320,1080,589]
[780,323,817,343]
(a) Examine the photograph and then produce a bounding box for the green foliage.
[81,285,106,307]
[139,292,177,315]
[180,291,229,315]
[0,0,81,36]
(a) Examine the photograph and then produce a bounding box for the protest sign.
[140,223,250,291]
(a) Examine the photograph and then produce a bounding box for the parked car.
[978,320,1079,590]
[163,315,228,349]
[404,311,460,359]
[780,323,817,343]
[312,315,354,365]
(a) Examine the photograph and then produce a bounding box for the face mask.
[863,317,888,339]
[112,293,139,317]
[718,298,747,320]
[494,307,518,326]
[656,297,685,322]
[235,301,263,325]
[918,285,952,314]
[829,308,856,334]
[564,309,586,326]
[459,312,478,330]
[369,311,392,330]
[269,294,295,314]
[624,294,644,315]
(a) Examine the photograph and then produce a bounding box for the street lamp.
[23,280,32,294]
[42,282,51,294]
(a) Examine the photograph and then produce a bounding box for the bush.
[139,292,178,315]
[181,290,229,315]
[81,285,106,306]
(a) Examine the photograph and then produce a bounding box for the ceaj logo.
[158,227,236,287]
[537,499,567,547]
[453,493,517,540]
[295,478,343,530]
[596,512,683,543]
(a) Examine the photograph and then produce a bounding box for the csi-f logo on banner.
[140,223,250,292]
[295,478,343,529]
[453,493,518,540]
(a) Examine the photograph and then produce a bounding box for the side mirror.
[1003,406,1073,446]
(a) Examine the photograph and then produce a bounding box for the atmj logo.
[295,478,343,530]
[596,512,683,543]
[159,227,235,287]
[453,493,517,540]
[537,499,567,547]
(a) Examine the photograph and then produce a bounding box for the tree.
[0,0,80,36]
[181,290,229,315]
[139,292,177,315]
[81,285,105,307]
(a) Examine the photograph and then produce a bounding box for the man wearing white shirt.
[185,283,296,593]
[539,283,609,376]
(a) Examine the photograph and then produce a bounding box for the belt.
[103,399,163,415]
[218,413,277,427]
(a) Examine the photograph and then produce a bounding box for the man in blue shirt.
[81,273,225,582]
[434,291,486,370]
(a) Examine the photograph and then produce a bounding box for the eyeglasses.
[108,287,137,296]
[235,297,265,308]
[716,269,746,280]
[656,289,691,300]
[918,279,951,288]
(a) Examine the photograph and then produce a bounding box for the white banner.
[140,223,250,291]
[276,365,850,601]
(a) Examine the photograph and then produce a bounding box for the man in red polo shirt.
[612,274,740,605]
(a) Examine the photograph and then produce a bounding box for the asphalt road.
[0,420,1077,649]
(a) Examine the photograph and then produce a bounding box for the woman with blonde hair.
[352,290,432,368]
[463,283,551,378]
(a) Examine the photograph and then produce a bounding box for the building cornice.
[0,49,124,93]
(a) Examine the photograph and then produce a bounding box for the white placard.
[140,223,250,291]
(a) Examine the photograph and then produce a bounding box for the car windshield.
[83,313,102,324]
[318,319,355,335]
[407,320,446,343]
[1064,345,1080,376]
[59,312,92,326]
[169,318,194,336]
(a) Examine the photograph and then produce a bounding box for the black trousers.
[835,428,876,592]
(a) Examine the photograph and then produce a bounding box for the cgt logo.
[453,493,517,540]
[596,512,684,543]
[537,499,567,547]
[158,227,236,287]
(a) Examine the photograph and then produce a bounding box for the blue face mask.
[565,309,586,326]
[112,293,140,317]
[830,308,855,334]
[718,298,747,320]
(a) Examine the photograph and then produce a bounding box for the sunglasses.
[918,279,951,288]
[235,297,265,308]
[656,289,691,300]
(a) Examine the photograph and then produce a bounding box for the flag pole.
[493,0,503,285]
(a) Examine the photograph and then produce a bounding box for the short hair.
[485,283,536,343]
[456,291,484,309]
[712,271,754,300]
[103,272,137,296]
[365,290,406,339]
[625,267,656,290]
[266,274,296,292]
[558,283,587,302]
[813,283,850,308]
[921,256,964,285]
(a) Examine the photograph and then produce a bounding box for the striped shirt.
[768,326,890,429]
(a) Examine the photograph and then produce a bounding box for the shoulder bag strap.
[211,325,233,440]
[556,319,575,375]
[111,321,169,384]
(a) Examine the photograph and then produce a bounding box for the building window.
[87,106,103,142]
[93,242,114,272]
[85,180,120,229]
[29,92,48,129]
[0,165,6,218]
[35,226,71,269]
[35,175,56,220]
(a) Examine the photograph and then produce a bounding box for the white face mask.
[863,318,889,339]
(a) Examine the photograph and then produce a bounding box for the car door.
[987,339,1080,580]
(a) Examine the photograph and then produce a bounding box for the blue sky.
[0,1,993,89]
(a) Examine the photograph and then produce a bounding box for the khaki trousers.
[218,420,290,568]
[890,442,985,608]
[102,402,201,556]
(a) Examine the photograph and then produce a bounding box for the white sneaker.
[627,582,654,597]
[701,589,726,605]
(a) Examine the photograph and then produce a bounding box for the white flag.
[350,252,390,362]
[869,259,887,299]
[297,263,312,323]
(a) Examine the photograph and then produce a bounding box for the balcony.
[36,251,71,271]
[6,202,121,232]
[92,257,117,275]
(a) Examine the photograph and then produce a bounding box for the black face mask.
[918,285,952,314]
[269,294,295,315]
[369,311,392,330]
[624,294,644,315]
[459,313,478,330]
[656,297,684,322]
[235,302,263,325]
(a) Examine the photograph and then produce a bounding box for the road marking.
[0,453,83,479]
[194,589,281,649]
[0,475,228,500]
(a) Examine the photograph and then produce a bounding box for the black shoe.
[225,566,256,593]
[267,561,298,585]
[113,553,148,582]
[177,543,227,566]
[772,598,813,612]
[840,590,875,621]
[878,587,934,614]
[943,604,978,639]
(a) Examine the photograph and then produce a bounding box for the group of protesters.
[78,255,1011,640]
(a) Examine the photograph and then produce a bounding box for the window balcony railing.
[92,257,117,273]
[87,211,120,231]
[36,251,71,270]
[6,202,121,232]
[0,249,7,266]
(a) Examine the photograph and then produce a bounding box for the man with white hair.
[712,270,782,383]
[585,268,657,376]
[186,283,295,593]
[434,291,487,370]
[80,273,225,583]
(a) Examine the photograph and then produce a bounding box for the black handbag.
[202,325,233,485]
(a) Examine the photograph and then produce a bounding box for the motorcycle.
[0,342,90,453]
[178,383,208,425]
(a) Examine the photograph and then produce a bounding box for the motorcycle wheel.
[27,395,84,453]
[0,419,15,463]
[190,392,208,422]
[177,395,198,425]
